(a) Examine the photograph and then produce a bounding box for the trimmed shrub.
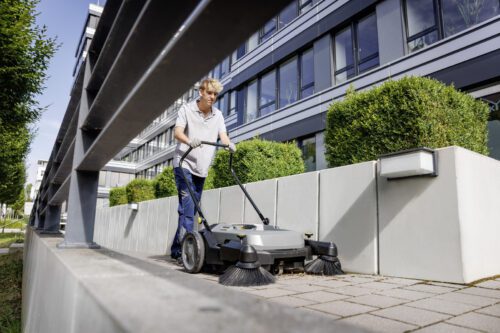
[203,168,215,190]
[325,76,489,167]
[211,138,305,188]
[154,167,177,198]
[109,187,127,207]
[125,179,155,203]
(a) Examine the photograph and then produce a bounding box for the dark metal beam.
[87,0,147,93]
[78,0,290,171]
[83,0,199,131]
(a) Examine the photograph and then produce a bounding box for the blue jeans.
[170,167,205,258]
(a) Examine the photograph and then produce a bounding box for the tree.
[0,0,56,204]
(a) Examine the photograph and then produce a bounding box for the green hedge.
[325,76,489,167]
[211,138,305,188]
[109,187,127,207]
[203,168,215,190]
[154,167,177,198]
[125,179,155,203]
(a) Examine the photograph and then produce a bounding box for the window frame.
[333,12,380,83]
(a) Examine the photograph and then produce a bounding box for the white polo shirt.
[173,100,227,177]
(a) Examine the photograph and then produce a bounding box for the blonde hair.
[199,78,223,94]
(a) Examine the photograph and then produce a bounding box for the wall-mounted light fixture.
[128,202,138,211]
[379,147,438,180]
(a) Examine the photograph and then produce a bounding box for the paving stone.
[247,287,298,298]
[348,294,406,308]
[458,287,500,299]
[293,291,348,303]
[358,281,400,290]
[475,280,500,290]
[341,275,380,284]
[372,305,451,326]
[331,285,376,297]
[267,295,317,308]
[310,279,352,288]
[306,300,377,317]
[375,288,435,301]
[0,249,8,255]
[406,297,480,315]
[278,284,326,293]
[447,312,500,333]
[428,282,464,289]
[436,291,498,306]
[380,277,421,286]
[339,314,417,333]
[412,322,481,333]
[297,307,341,320]
[405,284,456,294]
[475,303,500,317]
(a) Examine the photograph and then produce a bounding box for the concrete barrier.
[276,172,319,239]
[93,146,500,281]
[378,146,500,283]
[22,228,357,333]
[319,162,378,274]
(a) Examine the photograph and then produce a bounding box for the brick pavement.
[161,260,500,333]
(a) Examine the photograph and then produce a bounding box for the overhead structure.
[30,0,290,247]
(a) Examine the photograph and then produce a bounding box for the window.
[217,92,228,115]
[279,1,298,29]
[229,91,236,115]
[279,57,299,108]
[334,13,379,84]
[298,136,316,172]
[301,48,315,97]
[246,80,258,122]
[220,56,230,79]
[237,42,246,60]
[404,0,499,53]
[260,17,277,43]
[259,70,276,116]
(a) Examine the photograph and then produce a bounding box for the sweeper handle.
[179,141,229,232]
[229,153,270,225]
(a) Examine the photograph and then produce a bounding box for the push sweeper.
[179,142,343,286]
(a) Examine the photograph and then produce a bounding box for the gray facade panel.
[260,112,326,142]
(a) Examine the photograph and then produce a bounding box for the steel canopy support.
[42,205,62,234]
[58,61,100,249]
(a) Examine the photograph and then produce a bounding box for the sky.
[26,0,104,185]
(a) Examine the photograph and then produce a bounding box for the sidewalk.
[161,259,500,333]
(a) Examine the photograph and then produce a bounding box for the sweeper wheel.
[181,231,205,273]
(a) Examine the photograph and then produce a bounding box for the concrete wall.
[94,146,500,281]
[23,228,352,333]
[95,163,379,274]
[378,146,500,283]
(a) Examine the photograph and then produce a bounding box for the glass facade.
[279,57,299,108]
[334,13,379,83]
[259,70,277,116]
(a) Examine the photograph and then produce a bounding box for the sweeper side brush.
[219,242,275,286]
[304,241,344,275]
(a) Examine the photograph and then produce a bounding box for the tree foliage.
[0,0,56,204]
[325,76,490,167]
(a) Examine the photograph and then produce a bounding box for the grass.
[0,233,24,249]
[0,252,23,333]
[0,219,27,230]
[0,232,24,333]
